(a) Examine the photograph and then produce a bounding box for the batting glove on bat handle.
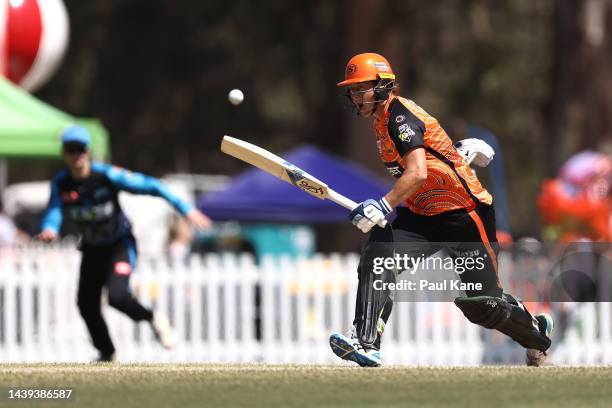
[349,198,391,233]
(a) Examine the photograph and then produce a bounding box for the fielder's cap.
[61,124,91,147]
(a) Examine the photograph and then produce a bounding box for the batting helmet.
[337,53,395,87]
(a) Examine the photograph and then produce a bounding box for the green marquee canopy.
[0,77,109,161]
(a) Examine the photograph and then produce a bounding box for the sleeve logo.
[385,162,404,177]
[398,124,416,142]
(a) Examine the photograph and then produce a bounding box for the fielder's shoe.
[94,352,116,362]
[526,313,554,367]
[151,312,177,349]
[329,333,381,367]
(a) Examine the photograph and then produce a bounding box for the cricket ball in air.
[228,89,244,105]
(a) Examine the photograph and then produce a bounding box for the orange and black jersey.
[374,96,493,216]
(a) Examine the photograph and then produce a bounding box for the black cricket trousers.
[77,235,153,356]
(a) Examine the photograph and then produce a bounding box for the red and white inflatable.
[0,0,69,91]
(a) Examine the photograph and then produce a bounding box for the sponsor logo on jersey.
[68,201,114,222]
[61,190,80,203]
[373,62,390,72]
[385,162,404,177]
[398,124,416,142]
[398,132,412,142]
[114,262,131,276]
[395,115,405,123]
[387,166,403,177]
[398,124,411,133]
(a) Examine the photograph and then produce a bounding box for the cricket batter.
[38,125,211,361]
[329,53,553,367]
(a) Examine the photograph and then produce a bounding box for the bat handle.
[327,190,389,228]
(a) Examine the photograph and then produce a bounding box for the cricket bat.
[221,136,387,227]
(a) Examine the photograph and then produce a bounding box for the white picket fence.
[0,246,610,365]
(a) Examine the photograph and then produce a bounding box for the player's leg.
[77,247,115,361]
[329,224,393,366]
[443,203,553,364]
[330,208,435,366]
[354,224,396,346]
[354,211,438,346]
[105,235,176,349]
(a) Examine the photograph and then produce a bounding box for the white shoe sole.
[329,333,381,367]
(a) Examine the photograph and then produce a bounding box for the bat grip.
[327,190,388,228]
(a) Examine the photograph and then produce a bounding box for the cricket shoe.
[526,313,554,367]
[151,312,177,349]
[329,333,381,367]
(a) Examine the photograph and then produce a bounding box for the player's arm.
[38,174,65,242]
[98,163,212,230]
[349,103,427,233]
[383,103,428,208]
[384,148,427,208]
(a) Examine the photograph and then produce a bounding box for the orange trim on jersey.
[467,210,501,287]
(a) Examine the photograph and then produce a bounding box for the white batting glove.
[349,198,391,233]
[454,138,495,167]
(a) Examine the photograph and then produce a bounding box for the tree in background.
[15,0,609,237]
[546,0,612,174]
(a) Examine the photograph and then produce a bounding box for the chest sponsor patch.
[68,201,114,222]
[395,115,405,123]
[61,191,80,203]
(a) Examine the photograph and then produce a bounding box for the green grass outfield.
[1,364,611,408]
